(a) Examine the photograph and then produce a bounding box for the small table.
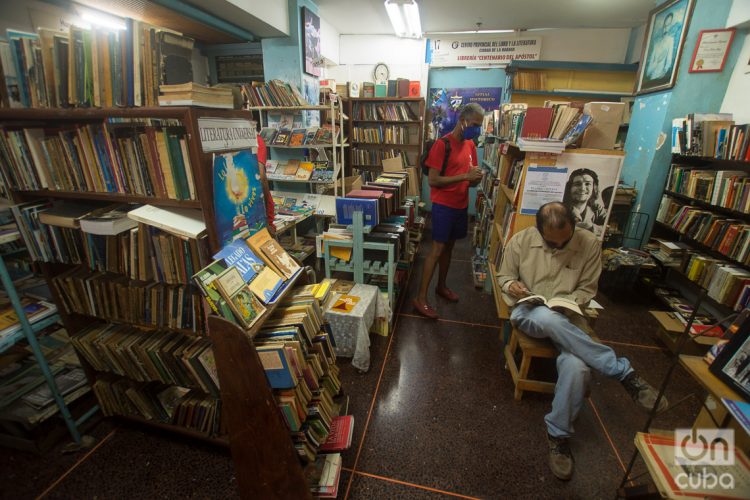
[324,283,379,372]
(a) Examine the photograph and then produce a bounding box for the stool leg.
[515,353,531,401]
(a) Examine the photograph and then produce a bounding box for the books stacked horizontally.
[0,118,196,200]
[671,112,750,160]
[0,325,91,427]
[498,101,593,151]
[158,83,234,109]
[266,160,335,183]
[193,229,302,331]
[0,296,57,343]
[0,23,196,108]
[647,239,690,267]
[240,80,308,108]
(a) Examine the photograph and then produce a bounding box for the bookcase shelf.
[352,119,422,124]
[119,414,229,447]
[512,89,632,100]
[654,221,750,273]
[664,191,750,221]
[351,142,420,148]
[247,105,330,111]
[268,143,349,149]
[671,154,750,171]
[15,190,203,209]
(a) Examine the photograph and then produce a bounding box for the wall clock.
[373,63,390,83]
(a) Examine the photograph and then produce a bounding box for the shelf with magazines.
[254,100,347,197]
[346,97,425,174]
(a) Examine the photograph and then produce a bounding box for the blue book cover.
[213,149,267,246]
[124,18,134,107]
[212,240,264,284]
[257,345,296,389]
[336,198,379,227]
[722,398,750,436]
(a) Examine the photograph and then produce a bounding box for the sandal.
[412,299,439,319]
[436,287,460,303]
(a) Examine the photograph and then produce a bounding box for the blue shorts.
[431,202,468,242]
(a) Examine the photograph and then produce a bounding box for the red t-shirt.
[425,134,477,209]
[256,136,276,230]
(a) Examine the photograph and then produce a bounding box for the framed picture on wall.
[635,0,695,95]
[689,29,736,73]
[301,7,321,77]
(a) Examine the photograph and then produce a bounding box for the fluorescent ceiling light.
[425,29,515,35]
[76,5,127,30]
[384,0,422,38]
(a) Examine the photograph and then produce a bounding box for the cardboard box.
[581,102,625,150]
[381,156,404,172]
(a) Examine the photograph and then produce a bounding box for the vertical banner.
[428,87,501,137]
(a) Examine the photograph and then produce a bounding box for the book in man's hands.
[516,295,582,315]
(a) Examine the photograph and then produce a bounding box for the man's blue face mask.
[462,125,482,141]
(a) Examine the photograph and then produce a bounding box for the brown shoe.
[548,434,574,481]
[412,299,439,319]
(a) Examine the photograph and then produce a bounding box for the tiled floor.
[1,221,706,499]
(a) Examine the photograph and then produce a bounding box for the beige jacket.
[496,226,602,307]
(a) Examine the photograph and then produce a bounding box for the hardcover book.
[335,197,379,227]
[289,128,306,146]
[192,259,234,321]
[249,266,284,304]
[273,129,291,145]
[246,227,301,279]
[215,266,266,329]
[212,240,265,284]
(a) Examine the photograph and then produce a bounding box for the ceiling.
[316,0,658,35]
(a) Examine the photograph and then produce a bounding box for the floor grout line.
[343,275,412,499]
[399,312,501,330]
[587,398,627,473]
[350,469,482,499]
[599,339,666,351]
[36,427,118,500]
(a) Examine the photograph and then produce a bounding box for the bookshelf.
[345,97,425,175]
[504,60,637,107]
[250,101,347,196]
[649,154,750,318]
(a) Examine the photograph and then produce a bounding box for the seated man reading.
[496,202,667,481]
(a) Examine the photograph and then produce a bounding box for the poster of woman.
[636,0,695,94]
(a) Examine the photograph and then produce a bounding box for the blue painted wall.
[621,0,742,247]
[423,67,506,214]
[261,0,318,90]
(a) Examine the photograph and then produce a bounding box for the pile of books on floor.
[158,83,234,109]
[0,325,90,428]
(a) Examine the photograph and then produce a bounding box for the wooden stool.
[503,310,600,400]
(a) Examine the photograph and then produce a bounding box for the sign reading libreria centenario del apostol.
[426,37,541,66]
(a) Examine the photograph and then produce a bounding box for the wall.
[262,0,319,90]
[621,0,742,246]
[319,15,340,65]
[535,28,631,63]
[626,24,646,64]
[721,6,750,123]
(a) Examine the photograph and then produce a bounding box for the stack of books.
[671,112,750,160]
[240,80,308,107]
[158,83,234,109]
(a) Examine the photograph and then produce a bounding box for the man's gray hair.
[459,103,485,119]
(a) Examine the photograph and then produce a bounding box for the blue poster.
[213,149,267,246]
[428,87,502,137]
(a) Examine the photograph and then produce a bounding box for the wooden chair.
[503,309,600,400]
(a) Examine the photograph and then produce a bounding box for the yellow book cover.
[249,266,284,304]
[331,295,360,314]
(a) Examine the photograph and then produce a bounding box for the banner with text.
[426,37,542,67]
[198,118,258,153]
[428,87,502,137]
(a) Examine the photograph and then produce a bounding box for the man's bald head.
[536,202,576,249]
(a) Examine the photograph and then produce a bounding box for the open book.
[516,295,582,315]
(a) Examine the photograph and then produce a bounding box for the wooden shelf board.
[664,190,750,221]
[507,60,638,72]
[512,90,631,99]
[246,105,330,111]
[653,221,750,273]
[118,415,229,447]
[347,97,424,102]
[16,190,202,208]
[351,142,420,148]
[672,154,750,171]
[0,107,198,121]
[499,184,516,203]
[351,119,421,124]
[679,354,746,402]
[268,143,348,149]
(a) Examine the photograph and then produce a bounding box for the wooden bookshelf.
[347,97,425,174]
[15,190,203,209]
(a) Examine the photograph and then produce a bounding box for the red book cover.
[409,81,420,97]
[346,189,383,199]
[520,107,554,139]
[319,415,354,452]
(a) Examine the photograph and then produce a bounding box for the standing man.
[497,202,667,481]
[413,103,485,319]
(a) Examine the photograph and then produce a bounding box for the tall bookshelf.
[0,106,334,495]
[650,153,750,320]
[345,97,425,176]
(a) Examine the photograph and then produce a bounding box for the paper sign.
[426,36,541,67]
[520,165,568,215]
[199,117,258,153]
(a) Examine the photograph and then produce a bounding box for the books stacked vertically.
[0,118,197,200]
[351,148,409,168]
[512,71,547,91]
[158,83,234,109]
[240,80,308,107]
[670,113,746,159]
[93,376,221,436]
[0,23,195,108]
[352,102,417,121]
[352,125,411,144]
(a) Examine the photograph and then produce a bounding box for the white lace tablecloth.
[324,284,380,372]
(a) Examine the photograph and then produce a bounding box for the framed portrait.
[709,315,750,400]
[689,29,736,73]
[636,0,695,95]
[301,7,321,77]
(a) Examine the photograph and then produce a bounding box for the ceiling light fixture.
[424,29,516,35]
[384,0,422,38]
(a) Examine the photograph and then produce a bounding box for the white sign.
[198,118,258,153]
[520,165,568,216]
[427,37,541,67]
